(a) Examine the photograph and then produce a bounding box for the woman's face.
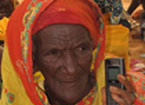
[34,24,94,105]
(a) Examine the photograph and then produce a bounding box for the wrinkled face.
[34,24,94,105]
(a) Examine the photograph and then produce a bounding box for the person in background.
[0,0,14,19]
[94,0,131,30]
[127,0,145,15]
[0,0,139,105]
[127,0,145,40]
[140,11,145,40]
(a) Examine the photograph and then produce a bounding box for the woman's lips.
[57,76,86,89]
[59,79,82,89]
[58,75,81,83]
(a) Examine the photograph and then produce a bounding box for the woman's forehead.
[35,24,91,41]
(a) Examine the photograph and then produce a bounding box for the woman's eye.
[76,44,90,52]
[80,46,88,51]
[47,49,60,56]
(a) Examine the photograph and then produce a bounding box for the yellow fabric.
[104,14,130,71]
[94,60,105,105]
[0,44,33,105]
[0,17,9,41]
[33,71,45,91]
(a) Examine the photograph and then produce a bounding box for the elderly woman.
[0,0,142,105]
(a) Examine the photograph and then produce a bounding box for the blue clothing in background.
[95,0,123,24]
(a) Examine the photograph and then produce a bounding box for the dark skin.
[102,74,135,105]
[33,24,94,105]
[33,24,135,105]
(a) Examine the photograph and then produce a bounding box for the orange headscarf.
[4,0,105,105]
[33,0,101,45]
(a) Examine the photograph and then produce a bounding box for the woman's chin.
[52,90,87,105]
[46,80,92,105]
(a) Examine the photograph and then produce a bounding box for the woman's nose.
[62,51,79,75]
